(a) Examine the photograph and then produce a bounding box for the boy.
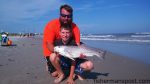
[49,25,93,83]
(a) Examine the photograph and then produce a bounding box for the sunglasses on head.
[60,13,72,18]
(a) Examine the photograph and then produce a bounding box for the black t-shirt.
[54,38,77,65]
[54,38,77,46]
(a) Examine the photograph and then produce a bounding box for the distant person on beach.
[49,25,93,83]
[43,4,80,78]
[1,32,8,45]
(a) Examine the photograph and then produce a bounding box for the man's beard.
[59,18,72,27]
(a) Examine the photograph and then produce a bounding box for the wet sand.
[0,37,150,84]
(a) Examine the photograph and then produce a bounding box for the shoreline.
[0,37,150,84]
[82,39,150,65]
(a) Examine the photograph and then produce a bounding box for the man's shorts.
[45,56,87,75]
[46,56,56,73]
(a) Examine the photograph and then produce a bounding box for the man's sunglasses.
[60,14,72,18]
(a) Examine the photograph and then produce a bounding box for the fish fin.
[69,57,75,61]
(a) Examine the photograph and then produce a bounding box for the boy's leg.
[49,53,64,83]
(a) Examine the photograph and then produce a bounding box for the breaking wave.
[81,33,150,43]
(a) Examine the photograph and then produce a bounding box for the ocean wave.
[81,35,115,38]
[81,37,150,43]
[131,35,150,38]
[135,32,150,34]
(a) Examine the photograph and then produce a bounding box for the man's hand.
[47,42,54,52]
[67,78,75,84]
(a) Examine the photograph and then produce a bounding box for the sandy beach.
[0,37,150,84]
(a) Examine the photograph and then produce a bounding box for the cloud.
[74,1,132,12]
[79,23,101,32]
[79,23,100,28]
[0,0,64,23]
[75,4,94,11]
[106,3,133,9]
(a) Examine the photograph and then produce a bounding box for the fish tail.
[101,50,106,60]
[97,50,106,60]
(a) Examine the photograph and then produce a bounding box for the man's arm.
[43,23,55,54]
[67,61,76,84]
[72,24,80,46]
[47,42,54,52]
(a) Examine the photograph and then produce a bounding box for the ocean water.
[81,33,150,65]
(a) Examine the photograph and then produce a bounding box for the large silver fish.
[54,44,106,60]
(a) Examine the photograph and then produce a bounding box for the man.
[50,25,93,83]
[43,4,80,77]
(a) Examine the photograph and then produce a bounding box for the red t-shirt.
[43,18,80,57]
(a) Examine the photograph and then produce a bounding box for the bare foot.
[51,71,58,77]
[54,74,64,83]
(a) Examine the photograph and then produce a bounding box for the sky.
[0,0,150,34]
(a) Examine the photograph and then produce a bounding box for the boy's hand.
[67,78,75,84]
[79,53,86,59]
